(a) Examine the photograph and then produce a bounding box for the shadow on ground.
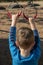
[0,39,11,65]
[8,4,23,9]
[0,6,6,10]
[35,17,43,25]
[39,38,43,65]
[0,38,43,65]
[0,30,9,33]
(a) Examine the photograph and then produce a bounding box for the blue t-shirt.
[9,27,41,65]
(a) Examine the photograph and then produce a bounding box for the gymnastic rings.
[23,4,38,20]
[6,1,38,19]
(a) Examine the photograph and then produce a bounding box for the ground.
[0,1,43,65]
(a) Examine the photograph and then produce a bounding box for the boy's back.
[9,27,41,65]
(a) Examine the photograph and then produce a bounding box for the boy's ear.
[31,42,35,48]
[15,41,19,47]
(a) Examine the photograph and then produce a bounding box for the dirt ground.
[0,1,43,65]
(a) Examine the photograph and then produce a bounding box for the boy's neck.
[20,49,30,57]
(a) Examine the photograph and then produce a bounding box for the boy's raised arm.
[9,14,18,58]
[28,18,41,59]
[9,11,22,58]
[28,18,39,36]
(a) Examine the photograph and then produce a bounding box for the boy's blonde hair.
[17,27,34,49]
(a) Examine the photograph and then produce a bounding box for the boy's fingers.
[34,14,37,19]
[18,11,22,17]
[7,12,12,18]
[7,11,22,19]
[29,17,34,22]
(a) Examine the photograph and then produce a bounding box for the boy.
[9,11,41,65]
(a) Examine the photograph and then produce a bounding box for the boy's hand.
[29,17,34,23]
[11,11,22,27]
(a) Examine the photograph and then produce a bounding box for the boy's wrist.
[11,20,16,26]
[30,23,37,30]
[29,18,34,24]
[11,22,16,27]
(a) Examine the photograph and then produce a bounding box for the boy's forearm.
[29,22,37,30]
[29,19,39,36]
[11,20,16,27]
[11,15,17,27]
[29,18,37,30]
